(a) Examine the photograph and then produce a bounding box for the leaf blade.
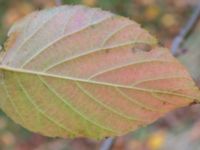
[0,5,199,139]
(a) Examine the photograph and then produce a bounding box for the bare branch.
[172,2,200,56]
[99,138,116,150]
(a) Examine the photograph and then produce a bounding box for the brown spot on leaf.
[105,49,110,53]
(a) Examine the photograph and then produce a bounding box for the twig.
[171,2,200,56]
[99,138,116,150]
[55,0,62,6]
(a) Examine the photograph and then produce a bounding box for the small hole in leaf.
[189,100,199,106]
[132,43,152,53]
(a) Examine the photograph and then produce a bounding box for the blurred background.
[0,0,200,150]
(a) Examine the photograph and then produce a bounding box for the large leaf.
[0,5,199,139]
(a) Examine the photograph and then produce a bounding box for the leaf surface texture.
[0,5,199,139]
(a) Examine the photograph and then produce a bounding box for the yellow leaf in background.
[1,132,16,146]
[144,5,160,21]
[3,2,34,27]
[82,0,97,7]
[147,131,166,150]
[161,14,177,28]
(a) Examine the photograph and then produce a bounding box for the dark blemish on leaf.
[105,49,110,53]
[163,102,167,105]
[132,43,152,53]
[158,40,164,47]
[189,100,199,106]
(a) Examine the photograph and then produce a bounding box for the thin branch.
[171,2,200,56]
[99,138,116,150]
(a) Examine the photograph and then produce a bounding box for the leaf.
[0,5,199,139]
[178,23,200,86]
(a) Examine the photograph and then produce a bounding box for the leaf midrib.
[0,65,199,101]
